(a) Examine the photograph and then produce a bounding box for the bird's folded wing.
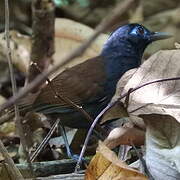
[34,56,107,108]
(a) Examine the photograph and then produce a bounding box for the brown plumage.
[34,56,107,107]
[20,56,109,128]
[19,23,171,129]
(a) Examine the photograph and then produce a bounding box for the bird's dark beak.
[150,32,172,41]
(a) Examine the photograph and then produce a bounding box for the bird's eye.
[137,27,144,35]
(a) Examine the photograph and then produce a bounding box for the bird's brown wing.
[34,56,107,108]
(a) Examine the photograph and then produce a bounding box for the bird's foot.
[67,152,86,163]
[70,154,80,161]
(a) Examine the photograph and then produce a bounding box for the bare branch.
[4,0,19,121]
[5,0,34,177]
[28,0,55,89]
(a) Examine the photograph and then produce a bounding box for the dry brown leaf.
[85,142,147,180]
[100,102,128,124]
[116,49,180,178]
[0,30,31,73]
[0,122,15,136]
[141,114,180,178]
[104,121,145,149]
[116,50,180,123]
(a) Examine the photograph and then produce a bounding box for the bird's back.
[34,56,107,107]
[31,56,110,128]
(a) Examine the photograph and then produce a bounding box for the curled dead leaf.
[115,49,180,178]
[140,114,180,178]
[85,142,147,180]
[116,50,180,123]
[104,121,145,149]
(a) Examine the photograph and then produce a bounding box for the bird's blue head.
[101,23,171,59]
[101,24,171,97]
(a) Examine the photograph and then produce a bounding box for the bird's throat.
[101,43,142,98]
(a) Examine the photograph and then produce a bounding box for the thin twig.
[74,103,113,172]
[30,118,60,162]
[0,139,24,180]
[5,0,19,121]
[75,76,180,171]
[0,0,135,113]
[4,0,24,179]
[5,0,34,177]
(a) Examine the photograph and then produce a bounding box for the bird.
[12,24,171,159]
[26,24,170,128]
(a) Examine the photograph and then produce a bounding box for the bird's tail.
[18,92,40,110]
[0,92,40,124]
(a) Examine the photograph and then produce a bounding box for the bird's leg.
[59,125,88,164]
[58,125,75,159]
[58,123,83,161]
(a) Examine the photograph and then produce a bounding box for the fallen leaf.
[0,30,31,74]
[0,122,15,136]
[117,50,180,123]
[85,142,147,180]
[100,102,128,124]
[141,114,180,179]
[115,49,180,178]
[104,121,145,149]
